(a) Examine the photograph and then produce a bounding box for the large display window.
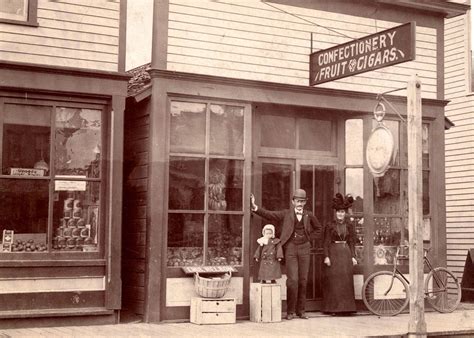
[0,100,104,256]
[167,100,246,267]
[345,117,432,267]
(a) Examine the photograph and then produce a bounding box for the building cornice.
[147,69,449,107]
[0,60,131,81]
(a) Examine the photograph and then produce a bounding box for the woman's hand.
[352,257,358,266]
[324,257,331,266]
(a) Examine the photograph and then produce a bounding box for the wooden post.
[407,75,426,337]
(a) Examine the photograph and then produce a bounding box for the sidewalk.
[0,304,473,337]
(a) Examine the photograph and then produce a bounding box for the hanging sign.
[310,22,416,86]
[366,124,394,177]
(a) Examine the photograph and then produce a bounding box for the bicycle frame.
[383,247,447,297]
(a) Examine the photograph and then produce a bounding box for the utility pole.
[407,74,426,337]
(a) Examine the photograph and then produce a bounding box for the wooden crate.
[190,297,236,325]
[249,283,281,323]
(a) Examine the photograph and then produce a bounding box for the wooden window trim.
[0,0,38,26]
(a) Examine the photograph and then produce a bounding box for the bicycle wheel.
[362,271,409,316]
[425,267,461,313]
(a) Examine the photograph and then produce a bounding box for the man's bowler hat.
[293,189,307,200]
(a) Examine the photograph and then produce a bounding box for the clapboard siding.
[0,0,120,71]
[444,11,474,283]
[122,98,150,317]
[168,0,438,98]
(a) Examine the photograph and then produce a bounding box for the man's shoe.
[286,313,295,320]
[297,312,309,319]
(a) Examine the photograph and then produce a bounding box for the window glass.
[52,182,100,252]
[210,104,244,156]
[0,0,28,21]
[2,104,51,175]
[423,170,430,215]
[422,123,429,169]
[169,156,205,210]
[345,168,363,212]
[170,101,206,154]
[55,108,102,178]
[0,179,49,252]
[345,119,363,165]
[298,118,332,151]
[167,213,204,267]
[260,114,295,149]
[167,100,246,267]
[209,159,243,211]
[373,169,400,214]
[208,214,242,266]
[373,217,407,265]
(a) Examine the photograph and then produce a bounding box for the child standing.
[254,224,284,283]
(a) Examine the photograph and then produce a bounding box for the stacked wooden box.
[190,297,236,324]
[249,283,281,322]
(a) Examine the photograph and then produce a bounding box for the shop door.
[252,159,334,311]
[297,162,335,309]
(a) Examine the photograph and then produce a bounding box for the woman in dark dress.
[322,193,357,314]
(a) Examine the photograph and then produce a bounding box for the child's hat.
[262,224,275,238]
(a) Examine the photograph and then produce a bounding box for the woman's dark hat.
[332,193,354,210]
[293,189,307,200]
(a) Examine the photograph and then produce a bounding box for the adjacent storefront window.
[0,101,103,254]
[167,100,245,267]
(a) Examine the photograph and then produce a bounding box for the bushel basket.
[194,271,232,298]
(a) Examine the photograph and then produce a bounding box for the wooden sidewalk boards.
[0,306,473,337]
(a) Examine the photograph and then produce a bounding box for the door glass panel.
[169,156,205,210]
[208,214,243,266]
[167,213,204,267]
[300,165,314,212]
[55,107,102,178]
[209,104,244,156]
[170,101,206,154]
[345,119,363,165]
[208,159,243,211]
[261,163,292,211]
[298,118,332,151]
[423,170,430,215]
[260,115,295,149]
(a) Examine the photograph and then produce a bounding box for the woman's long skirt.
[322,242,357,313]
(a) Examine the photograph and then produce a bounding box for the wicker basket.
[194,271,232,298]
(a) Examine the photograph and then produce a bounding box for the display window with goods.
[167,100,247,268]
[0,98,105,257]
[344,118,431,267]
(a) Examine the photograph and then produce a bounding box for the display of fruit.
[11,239,47,252]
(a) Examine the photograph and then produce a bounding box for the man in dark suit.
[250,189,322,320]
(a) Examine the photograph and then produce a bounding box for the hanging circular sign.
[366,124,394,177]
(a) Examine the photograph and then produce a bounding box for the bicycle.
[362,246,461,316]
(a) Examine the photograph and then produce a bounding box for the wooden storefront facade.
[122,0,468,323]
[0,0,128,328]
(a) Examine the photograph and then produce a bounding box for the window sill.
[0,257,105,267]
[0,18,38,27]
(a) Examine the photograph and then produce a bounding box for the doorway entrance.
[252,158,335,311]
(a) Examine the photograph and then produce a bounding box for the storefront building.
[0,0,127,327]
[123,0,468,322]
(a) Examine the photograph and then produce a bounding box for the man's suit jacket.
[253,207,322,246]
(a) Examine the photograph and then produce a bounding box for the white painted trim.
[0,276,105,294]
